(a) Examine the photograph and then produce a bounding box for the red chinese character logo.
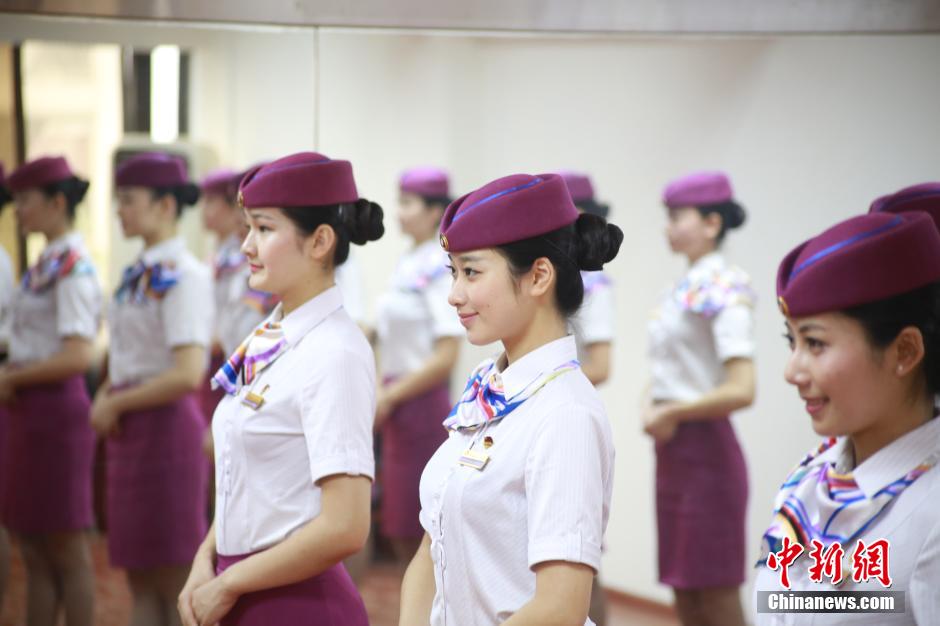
[851,538,892,588]
[807,539,845,584]
[766,536,805,589]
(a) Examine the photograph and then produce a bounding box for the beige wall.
[3,13,940,607]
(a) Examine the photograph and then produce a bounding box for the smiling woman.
[756,207,940,626]
[399,172,622,626]
[178,151,384,626]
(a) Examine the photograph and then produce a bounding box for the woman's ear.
[306,223,338,264]
[703,211,723,241]
[892,326,926,378]
[526,257,556,299]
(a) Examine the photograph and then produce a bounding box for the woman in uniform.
[0,156,99,626]
[177,151,383,626]
[643,171,755,626]
[374,166,462,569]
[91,152,213,626]
[399,172,621,625]
[755,206,940,624]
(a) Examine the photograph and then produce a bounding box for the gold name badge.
[458,448,490,471]
[241,384,269,411]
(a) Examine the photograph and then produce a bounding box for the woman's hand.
[191,572,239,626]
[642,401,681,443]
[178,552,217,626]
[90,392,123,437]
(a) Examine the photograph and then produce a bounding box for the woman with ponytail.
[0,156,99,626]
[399,173,621,625]
[177,152,384,626]
[643,171,755,626]
[91,152,213,626]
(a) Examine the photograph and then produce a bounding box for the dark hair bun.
[76,179,90,202]
[574,213,623,271]
[724,201,747,229]
[179,183,201,207]
[349,198,385,245]
[0,186,10,207]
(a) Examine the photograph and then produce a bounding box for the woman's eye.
[445,264,456,277]
[806,338,825,350]
[463,268,478,277]
[782,333,795,349]
[258,225,271,233]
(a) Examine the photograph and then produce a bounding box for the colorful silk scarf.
[761,437,938,559]
[443,357,580,431]
[21,247,92,293]
[114,261,180,304]
[212,321,288,395]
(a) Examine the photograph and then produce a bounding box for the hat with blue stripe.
[438,173,578,252]
[776,211,940,317]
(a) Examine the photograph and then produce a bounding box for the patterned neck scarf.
[22,247,91,293]
[761,437,938,558]
[212,321,288,395]
[443,357,580,431]
[114,261,180,304]
[674,261,755,318]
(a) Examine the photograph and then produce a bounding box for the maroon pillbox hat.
[115,152,190,188]
[200,168,239,196]
[238,152,359,209]
[869,182,940,231]
[438,173,578,252]
[663,171,733,209]
[776,211,940,318]
[400,166,450,198]
[8,156,75,192]
[557,170,595,203]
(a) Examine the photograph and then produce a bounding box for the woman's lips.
[248,263,263,273]
[458,312,478,327]
[803,397,828,419]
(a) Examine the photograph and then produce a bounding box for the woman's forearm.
[6,337,94,388]
[110,345,206,414]
[671,357,755,422]
[219,475,370,596]
[399,534,435,626]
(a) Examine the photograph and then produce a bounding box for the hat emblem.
[777,295,790,317]
[439,232,449,250]
[237,190,244,209]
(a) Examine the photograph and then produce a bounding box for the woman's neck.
[685,246,717,266]
[850,394,934,466]
[501,307,568,367]
[142,224,177,249]
[42,221,70,244]
[279,274,335,316]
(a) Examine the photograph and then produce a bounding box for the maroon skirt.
[106,391,207,569]
[655,417,748,589]
[216,552,368,626]
[379,379,450,539]
[1,375,95,534]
